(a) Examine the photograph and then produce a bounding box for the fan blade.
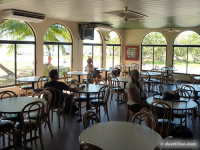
[173,30,181,32]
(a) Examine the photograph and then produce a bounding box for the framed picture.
[125,46,139,61]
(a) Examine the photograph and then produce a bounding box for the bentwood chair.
[80,141,103,150]
[44,87,65,128]
[161,67,169,85]
[168,65,175,84]
[150,101,175,137]
[32,76,49,97]
[109,76,124,106]
[134,64,139,70]
[174,79,181,90]
[131,112,158,131]
[90,85,111,121]
[14,101,44,150]
[26,90,53,138]
[0,91,19,122]
[83,70,95,84]
[0,120,15,148]
[121,64,129,77]
[63,68,78,85]
[82,111,100,129]
[17,73,32,97]
[124,90,137,122]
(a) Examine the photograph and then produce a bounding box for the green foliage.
[174,31,200,45]
[142,32,167,45]
[174,47,187,62]
[106,31,120,44]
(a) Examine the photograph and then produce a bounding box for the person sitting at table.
[44,69,85,106]
[126,69,151,127]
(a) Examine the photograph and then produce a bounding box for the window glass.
[83,45,92,70]
[142,32,167,45]
[154,47,166,68]
[142,47,153,70]
[106,46,113,68]
[93,46,102,69]
[174,31,200,45]
[114,46,120,66]
[106,31,120,44]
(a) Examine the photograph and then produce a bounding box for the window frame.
[106,44,121,68]
[173,45,200,75]
[0,21,36,88]
[43,24,73,78]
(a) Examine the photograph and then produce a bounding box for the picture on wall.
[125,46,139,61]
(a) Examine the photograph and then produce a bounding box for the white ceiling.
[1,0,200,29]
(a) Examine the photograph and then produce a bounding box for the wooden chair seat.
[20,85,32,90]
[15,120,37,130]
[157,119,175,128]
[0,120,14,129]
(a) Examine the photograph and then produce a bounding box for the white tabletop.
[141,72,161,76]
[113,77,131,82]
[146,97,197,110]
[194,76,200,80]
[121,65,135,68]
[158,68,177,71]
[0,97,47,113]
[96,68,116,71]
[76,84,104,93]
[79,121,162,150]
[16,76,46,82]
[67,71,88,76]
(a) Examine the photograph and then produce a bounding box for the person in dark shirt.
[44,69,85,106]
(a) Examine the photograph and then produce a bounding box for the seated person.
[44,69,85,107]
[126,69,151,127]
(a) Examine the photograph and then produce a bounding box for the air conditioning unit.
[1,9,46,23]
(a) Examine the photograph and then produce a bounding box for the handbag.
[163,90,180,101]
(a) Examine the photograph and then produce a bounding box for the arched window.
[43,24,72,77]
[173,31,200,74]
[106,31,121,68]
[83,29,102,70]
[0,20,35,86]
[141,32,167,70]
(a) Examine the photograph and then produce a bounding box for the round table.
[16,76,47,88]
[79,121,162,150]
[141,71,161,76]
[194,76,200,80]
[0,97,47,146]
[67,71,88,82]
[96,68,116,82]
[146,97,197,110]
[112,77,130,89]
[158,68,177,75]
[76,84,104,110]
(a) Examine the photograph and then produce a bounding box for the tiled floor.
[1,83,200,150]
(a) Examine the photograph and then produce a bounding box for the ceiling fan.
[123,6,143,22]
[163,22,181,32]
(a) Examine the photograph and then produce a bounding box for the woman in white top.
[126,69,150,127]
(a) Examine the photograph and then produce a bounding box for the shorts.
[128,104,144,113]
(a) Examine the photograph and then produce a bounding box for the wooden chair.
[131,112,158,131]
[0,91,19,122]
[131,63,136,66]
[112,65,121,77]
[140,71,151,95]
[83,71,95,84]
[0,120,15,147]
[63,68,78,85]
[82,110,100,129]
[109,76,124,106]
[154,65,159,70]
[121,64,129,77]
[168,65,175,84]
[17,73,32,97]
[44,87,65,128]
[26,90,53,138]
[90,85,111,121]
[94,79,106,85]
[150,101,175,137]
[80,141,103,150]
[134,64,139,70]
[124,90,137,122]
[14,101,44,150]
[174,79,181,89]
[32,76,49,97]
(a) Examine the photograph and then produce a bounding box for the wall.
[123,27,200,81]
[0,15,124,93]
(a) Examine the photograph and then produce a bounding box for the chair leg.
[39,127,44,150]
[58,111,60,128]
[69,100,74,115]
[34,130,37,145]
[51,109,53,122]
[3,132,5,146]
[18,89,21,97]
[78,102,82,118]
[46,119,53,138]
[126,112,130,122]
[23,132,27,150]
[105,105,109,121]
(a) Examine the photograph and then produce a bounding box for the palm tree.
[0,20,71,58]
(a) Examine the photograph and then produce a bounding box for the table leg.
[86,93,90,110]
[105,71,107,83]
[78,75,80,83]
[32,82,34,89]
[124,82,127,89]
[129,67,130,72]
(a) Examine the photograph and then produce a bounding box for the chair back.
[113,65,121,77]
[121,64,127,77]
[150,101,172,136]
[172,100,187,121]
[63,68,72,83]
[154,65,159,69]
[38,90,52,115]
[35,76,49,93]
[100,85,110,103]
[44,87,62,109]
[175,89,190,101]
[87,71,95,83]
[80,141,103,150]
[82,111,100,129]
[17,73,29,88]
[180,85,196,100]
[110,76,120,90]
[0,91,17,99]
[140,71,150,83]
[190,74,194,84]
[21,101,44,131]
[131,112,157,131]
[134,64,139,70]
[174,79,181,89]
[94,79,106,85]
